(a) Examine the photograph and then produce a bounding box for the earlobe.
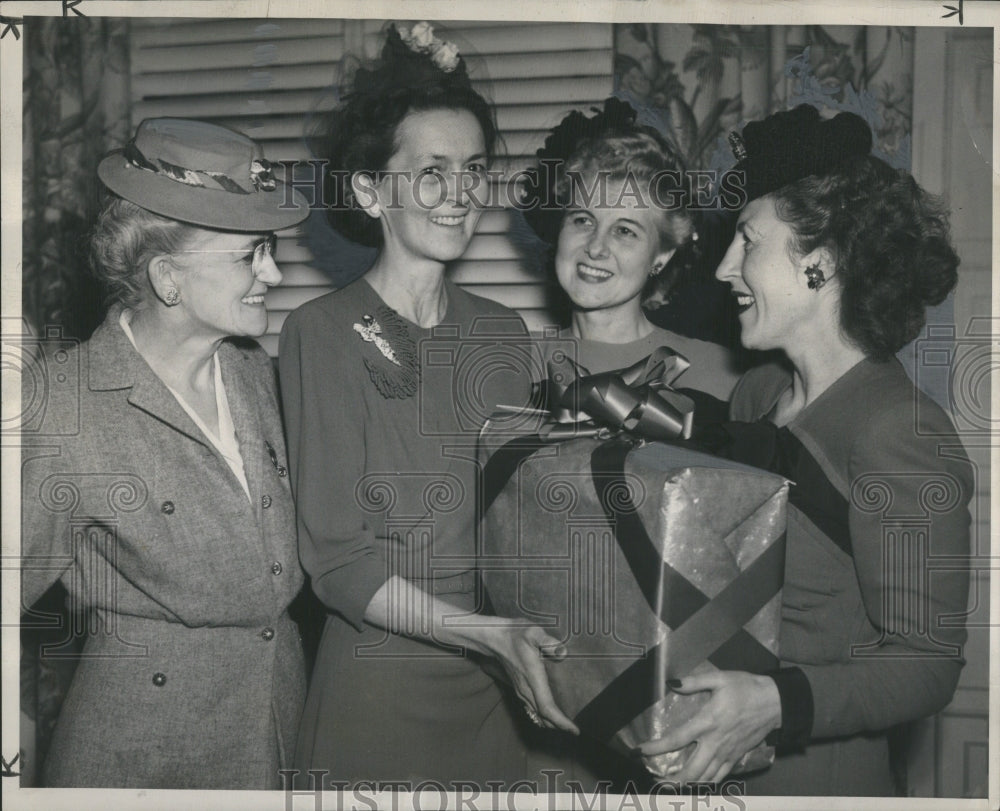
[802,248,835,291]
[352,173,382,220]
[147,254,181,307]
[651,248,676,276]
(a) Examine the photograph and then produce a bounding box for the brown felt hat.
[97,118,309,232]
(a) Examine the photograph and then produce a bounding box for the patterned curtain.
[613,24,951,412]
[20,16,131,785]
[22,16,131,340]
[613,24,914,171]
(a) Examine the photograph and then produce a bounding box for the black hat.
[729,104,873,200]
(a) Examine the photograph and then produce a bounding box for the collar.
[84,305,258,455]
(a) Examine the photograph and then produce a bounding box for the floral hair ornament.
[397,21,461,73]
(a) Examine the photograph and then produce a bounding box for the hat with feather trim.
[98,118,309,231]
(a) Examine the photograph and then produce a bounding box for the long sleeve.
[798,402,972,738]
[728,359,972,745]
[21,445,74,611]
[278,303,389,630]
[20,344,81,610]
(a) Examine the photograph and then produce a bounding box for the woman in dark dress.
[638,105,973,795]
[280,23,576,787]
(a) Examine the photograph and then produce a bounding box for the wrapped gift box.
[479,411,788,778]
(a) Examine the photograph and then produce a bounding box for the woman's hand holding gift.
[366,576,579,734]
[638,670,782,784]
[467,621,580,735]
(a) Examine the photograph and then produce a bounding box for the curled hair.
[90,196,198,309]
[522,99,697,308]
[314,25,499,247]
[772,156,959,360]
[558,131,696,308]
[557,131,694,252]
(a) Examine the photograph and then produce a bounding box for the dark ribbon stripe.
[659,535,785,678]
[577,440,782,739]
[777,427,852,558]
[693,421,851,559]
[480,433,550,515]
[573,648,659,742]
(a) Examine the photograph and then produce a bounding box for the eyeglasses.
[176,235,277,275]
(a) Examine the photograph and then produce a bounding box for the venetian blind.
[130,18,614,354]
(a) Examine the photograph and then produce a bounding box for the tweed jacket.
[20,309,306,789]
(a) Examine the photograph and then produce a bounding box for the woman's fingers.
[667,671,721,694]
[671,739,717,783]
[517,628,579,734]
[637,713,713,756]
[706,761,733,785]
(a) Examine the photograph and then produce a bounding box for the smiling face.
[171,229,282,341]
[554,176,676,317]
[714,195,822,353]
[372,108,488,266]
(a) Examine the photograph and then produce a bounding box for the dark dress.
[279,278,536,786]
[730,358,972,796]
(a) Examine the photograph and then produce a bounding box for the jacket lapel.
[88,308,208,448]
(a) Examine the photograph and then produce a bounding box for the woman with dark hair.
[21,118,309,788]
[525,98,740,411]
[637,105,972,796]
[280,22,576,785]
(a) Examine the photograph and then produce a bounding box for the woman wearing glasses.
[20,118,309,788]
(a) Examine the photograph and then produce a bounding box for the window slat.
[476,76,612,105]
[364,22,611,55]
[132,64,341,99]
[134,89,335,120]
[132,18,345,47]
[128,18,610,347]
[137,36,346,73]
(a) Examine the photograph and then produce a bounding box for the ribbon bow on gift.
[543,347,695,442]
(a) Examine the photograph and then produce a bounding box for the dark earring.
[650,263,663,277]
[805,264,826,291]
